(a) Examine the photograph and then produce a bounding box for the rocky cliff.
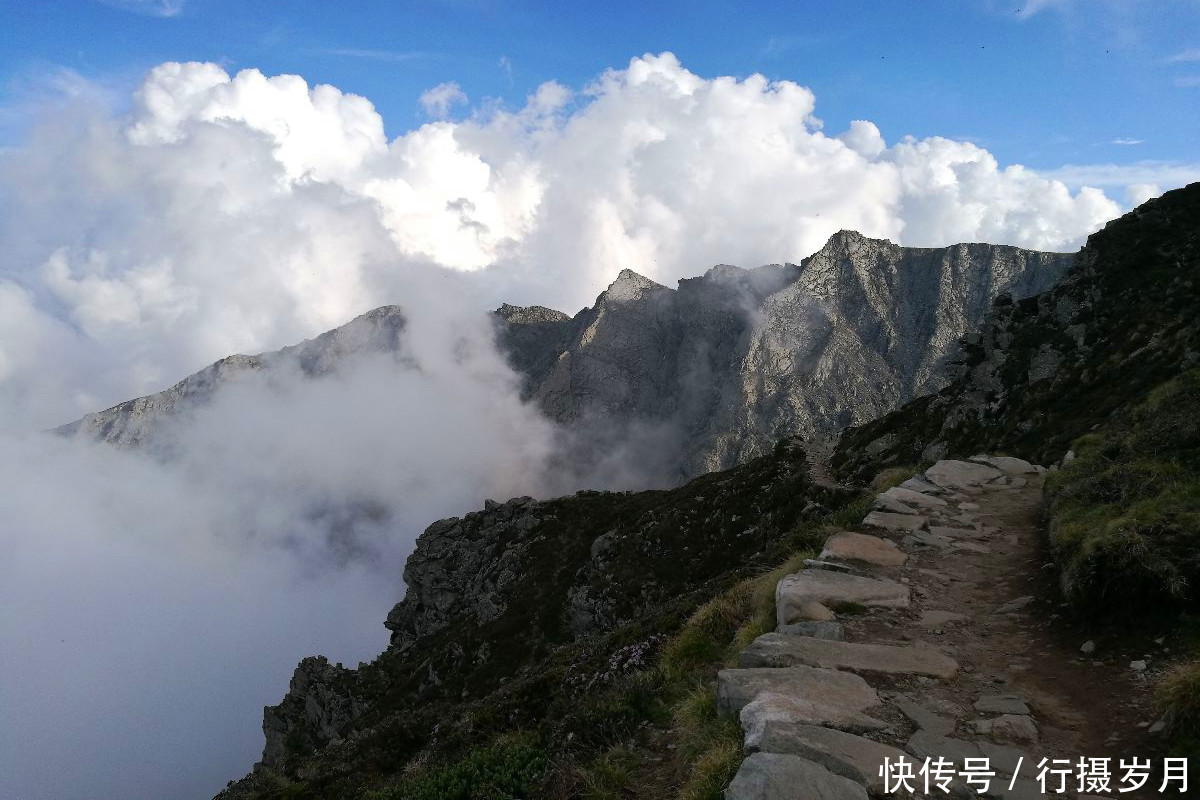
[61,234,1071,480]
[832,182,1200,480]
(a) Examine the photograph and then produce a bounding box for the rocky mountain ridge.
[61,232,1073,482]
[832,182,1200,480]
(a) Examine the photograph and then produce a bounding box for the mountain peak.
[600,268,669,303]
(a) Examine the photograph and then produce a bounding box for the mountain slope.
[60,233,1070,481]
[214,438,860,798]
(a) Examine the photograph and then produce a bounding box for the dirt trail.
[721,458,1172,799]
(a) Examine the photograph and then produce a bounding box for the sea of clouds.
[0,52,1148,797]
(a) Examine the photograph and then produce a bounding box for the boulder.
[820,531,907,567]
[776,570,910,626]
[741,633,958,679]
[724,752,868,800]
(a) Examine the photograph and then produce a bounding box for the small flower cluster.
[561,634,667,691]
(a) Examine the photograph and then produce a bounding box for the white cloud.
[96,0,184,17]
[318,48,429,62]
[1166,47,1200,62]
[1110,137,1144,145]
[418,80,468,119]
[1038,159,1200,190]
[1014,0,1071,19]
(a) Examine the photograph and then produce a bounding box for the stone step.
[968,455,1039,476]
[717,665,879,714]
[880,486,949,510]
[740,691,888,741]
[898,475,945,494]
[741,633,958,679]
[776,570,910,625]
[724,752,868,800]
[744,720,909,797]
[778,620,846,640]
[819,531,907,567]
[924,459,1003,490]
[862,510,928,531]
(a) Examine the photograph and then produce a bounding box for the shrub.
[362,736,547,800]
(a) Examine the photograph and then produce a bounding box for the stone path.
[722,457,1150,800]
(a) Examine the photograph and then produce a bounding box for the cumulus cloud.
[0,51,1168,798]
[419,80,468,118]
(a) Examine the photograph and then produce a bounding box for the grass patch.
[871,465,921,491]
[1157,661,1200,738]
[1045,368,1200,612]
[362,734,547,800]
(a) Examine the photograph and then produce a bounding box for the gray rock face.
[260,656,364,769]
[383,495,542,649]
[60,233,1071,483]
[499,234,1072,478]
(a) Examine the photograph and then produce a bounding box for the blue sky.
[2,0,1198,172]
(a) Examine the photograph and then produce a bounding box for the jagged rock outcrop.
[833,182,1200,479]
[260,656,365,769]
[62,234,1071,481]
[497,234,1072,477]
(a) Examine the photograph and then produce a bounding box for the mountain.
[56,305,409,448]
[497,233,1073,478]
[59,233,1073,480]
